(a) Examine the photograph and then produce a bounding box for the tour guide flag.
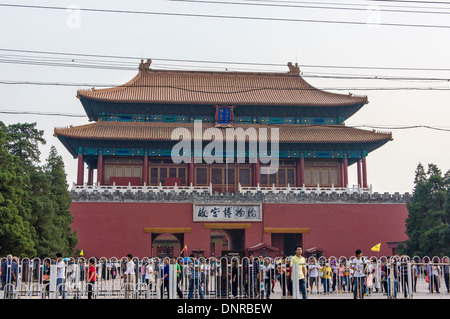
[180,245,187,254]
[371,243,381,252]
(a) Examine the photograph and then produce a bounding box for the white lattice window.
[321,169,329,185]
[330,168,338,185]
[133,166,142,178]
[312,169,321,185]
[239,168,251,186]
[105,166,114,184]
[124,166,132,177]
[196,167,208,185]
[304,169,312,185]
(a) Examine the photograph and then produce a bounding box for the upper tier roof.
[54,121,392,144]
[77,60,368,107]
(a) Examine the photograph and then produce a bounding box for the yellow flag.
[371,243,381,252]
[80,250,84,256]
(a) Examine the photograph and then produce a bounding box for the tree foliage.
[0,122,78,258]
[0,123,36,256]
[400,163,450,257]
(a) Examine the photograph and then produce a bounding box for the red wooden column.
[143,154,149,186]
[296,157,305,187]
[254,157,261,186]
[189,155,195,186]
[87,167,94,186]
[343,157,349,187]
[97,153,104,186]
[357,160,362,188]
[77,153,84,185]
[362,157,368,188]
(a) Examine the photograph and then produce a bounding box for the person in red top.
[87,259,96,299]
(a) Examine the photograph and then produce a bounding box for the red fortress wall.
[71,200,408,259]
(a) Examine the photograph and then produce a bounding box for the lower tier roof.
[54,121,392,159]
[55,121,392,143]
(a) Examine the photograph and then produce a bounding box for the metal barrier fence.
[1,255,449,299]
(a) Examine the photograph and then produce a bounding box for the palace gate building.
[54,60,409,259]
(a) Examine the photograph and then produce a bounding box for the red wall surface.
[71,202,409,259]
[262,203,409,258]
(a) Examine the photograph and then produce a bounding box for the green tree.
[0,122,78,257]
[4,122,45,168]
[0,122,36,256]
[28,165,59,257]
[401,163,450,257]
[44,146,78,256]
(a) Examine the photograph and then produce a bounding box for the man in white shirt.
[308,258,320,294]
[123,254,135,298]
[144,261,155,290]
[351,249,367,299]
[260,258,274,299]
[56,253,66,299]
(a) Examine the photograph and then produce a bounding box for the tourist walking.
[386,258,398,299]
[260,258,274,299]
[246,255,260,298]
[231,259,238,298]
[1,255,18,299]
[87,258,96,299]
[308,258,320,294]
[430,260,440,293]
[122,254,135,299]
[145,260,156,292]
[350,249,366,299]
[56,253,66,299]
[365,259,375,296]
[160,258,171,298]
[290,246,307,299]
[188,255,204,299]
[172,257,183,298]
[443,257,449,294]
[399,259,409,298]
[320,262,332,295]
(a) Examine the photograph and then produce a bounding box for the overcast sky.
[1,0,449,194]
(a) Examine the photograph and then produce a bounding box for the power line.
[171,0,450,15]
[2,48,450,74]
[0,110,85,118]
[1,49,450,88]
[4,58,450,82]
[2,3,450,29]
[368,0,450,6]
[347,124,450,132]
[4,57,450,80]
[1,80,449,91]
[242,0,450,9]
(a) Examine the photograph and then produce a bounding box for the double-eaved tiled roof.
[54,121,392,144]
[76,60,367,107]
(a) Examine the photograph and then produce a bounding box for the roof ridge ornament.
[287,62,300,75]
[139,59,152,71]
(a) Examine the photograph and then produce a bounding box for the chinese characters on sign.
[218,107,231,125]
[193,204,262,222]
[214,105,235,128]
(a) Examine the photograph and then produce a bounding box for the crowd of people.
[1,250,449,299]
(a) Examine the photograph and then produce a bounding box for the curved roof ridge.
[76,60,368,107]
